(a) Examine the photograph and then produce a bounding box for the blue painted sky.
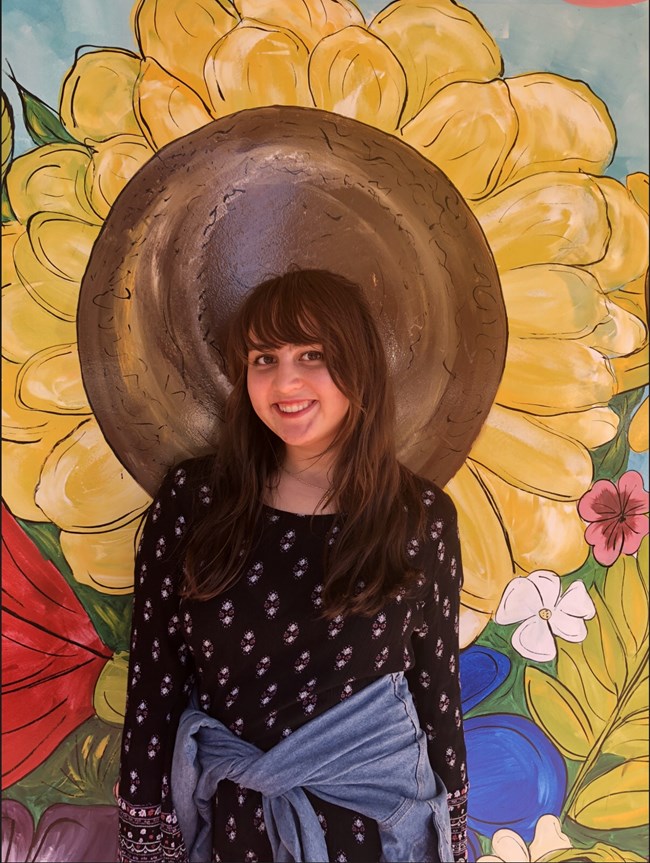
[2,0,648,178]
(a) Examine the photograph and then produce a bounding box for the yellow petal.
[536,407,619,450]
[133,0,239,107]
[85,134,154,221]
[401,79,516,201]
[627,172,649,213]
[308,26,405,132]
[135,57,214,150]
[1,219,24,255]
[2,357,60,443]
[27,212,99,284]
[35,417,151,532]
[472,171,610,271]
[205,20,313,117]
[2,224,77,364]
[60,49,142,142]
[459,608,492,651]
[498,73,615,188]
[445,463,515,617]
[61,516,146,594]
[629,397,649,453]
[93,652,128,724]
[475,465,589,575]
[370,0,502,124]
[12,230,80,321]
[497,337,617,415]
[610,344,649,393]
[578,299,648,358]
[584,176,649,292]
[607,271,648,324]
[17,344,90,415]
[235,0,364,50]
[470,404,592,501]
[500,265,607,339]
[1,281,77,364]
[13,213,99,321]
[5,144,97,224]
[2,420,82,521]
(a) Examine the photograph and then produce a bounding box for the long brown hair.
[182,269,426,617]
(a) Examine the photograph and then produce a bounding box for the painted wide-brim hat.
[78,105,507,495]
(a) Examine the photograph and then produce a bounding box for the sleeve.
[406,491,469,863]
[117,464,197,863]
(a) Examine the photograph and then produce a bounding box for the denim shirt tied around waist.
[171,671,453,863]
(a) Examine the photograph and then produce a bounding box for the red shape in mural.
[1,504,112,789]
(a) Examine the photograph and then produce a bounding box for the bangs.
[239,282,326,354]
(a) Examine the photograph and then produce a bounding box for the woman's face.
[246,342,350,461]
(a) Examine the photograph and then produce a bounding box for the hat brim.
[78,105,507,495]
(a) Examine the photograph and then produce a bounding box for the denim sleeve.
[406,491,469,863]
[117,464,197,863]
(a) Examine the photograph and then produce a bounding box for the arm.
[406,492,469,863]
[118,465,197,863]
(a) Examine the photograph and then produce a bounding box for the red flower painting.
[1,504,112,789]
[578,470,650,566]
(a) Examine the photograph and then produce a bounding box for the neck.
[269,454,339,515]
[282,450,336,485]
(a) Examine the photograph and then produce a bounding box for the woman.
[118,269,468,863]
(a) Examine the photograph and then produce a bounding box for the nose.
[273,357,303,393]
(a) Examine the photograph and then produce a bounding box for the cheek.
[246,371,265,413]
[330,386,351,420]
[319,371,350,414]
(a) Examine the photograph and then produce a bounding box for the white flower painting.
[495,571,596,662]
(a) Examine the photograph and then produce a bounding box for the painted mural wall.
[2,1,648,861]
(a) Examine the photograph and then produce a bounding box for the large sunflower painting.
[2,0,648,861]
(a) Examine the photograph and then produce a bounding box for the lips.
[275,400,314,414]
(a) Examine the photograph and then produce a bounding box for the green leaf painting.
[6,66,80,148]
[525,538,649,832]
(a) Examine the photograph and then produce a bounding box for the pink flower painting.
[578,471,649,566]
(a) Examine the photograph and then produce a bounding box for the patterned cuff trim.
[118,798,187,863]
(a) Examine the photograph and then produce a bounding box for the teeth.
[277,401,311,413]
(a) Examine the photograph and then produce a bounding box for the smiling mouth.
[276,400,314,414]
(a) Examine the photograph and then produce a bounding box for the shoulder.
[407,473,463,590]
[152,454,216,512]
[404,468,459,526]
[158,454,214,488]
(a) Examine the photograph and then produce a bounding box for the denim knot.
[172,673,452,862]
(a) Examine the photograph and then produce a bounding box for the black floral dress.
[118,458,468,863]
